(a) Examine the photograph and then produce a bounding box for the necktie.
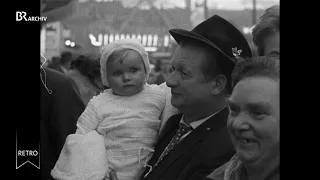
[153,123,192,168]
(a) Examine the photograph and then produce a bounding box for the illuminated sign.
[89,33,174,49]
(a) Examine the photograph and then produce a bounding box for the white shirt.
[179,107,227,142]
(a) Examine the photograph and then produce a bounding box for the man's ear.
[211,75,227,95]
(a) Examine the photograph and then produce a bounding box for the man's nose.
[166,71,179,88]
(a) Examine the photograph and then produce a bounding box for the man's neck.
[182,100,227,124]
[245,154,279,180]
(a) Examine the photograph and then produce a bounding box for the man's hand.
[109,169,119,180]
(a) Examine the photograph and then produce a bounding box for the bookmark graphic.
[16,131,40,169]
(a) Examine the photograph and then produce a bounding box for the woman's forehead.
[230,77,279,105]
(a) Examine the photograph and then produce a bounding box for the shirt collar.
[180,106,227,129]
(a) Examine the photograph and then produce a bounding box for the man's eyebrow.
[246,102,272,111]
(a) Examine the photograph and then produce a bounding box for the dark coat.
[40,68,85,180]
[144,107,235,180]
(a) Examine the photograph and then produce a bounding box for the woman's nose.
[229,114,250,131]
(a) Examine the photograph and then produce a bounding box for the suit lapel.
[149,114,182,166]
[150,107,229,177]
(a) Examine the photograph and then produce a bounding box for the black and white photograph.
[37,0,279,179]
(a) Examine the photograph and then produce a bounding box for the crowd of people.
[40,1,279,180]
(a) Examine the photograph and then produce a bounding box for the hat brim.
[169,29,231,60]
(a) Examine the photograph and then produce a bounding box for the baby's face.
[107,50,146,96]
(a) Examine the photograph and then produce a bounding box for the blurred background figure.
[148,59,165,85]
[47,52,73,74]
[67,55,104,106]
[59,51,73,73]
[47,56,61,70]
[252,4,279,57]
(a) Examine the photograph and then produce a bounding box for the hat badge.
[232,47,242,58]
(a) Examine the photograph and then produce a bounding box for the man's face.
[227,76,279,165]
[166,43,213,110]
[263,31,280,57]
[107,50,146,96]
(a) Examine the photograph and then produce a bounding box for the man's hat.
[169,15,252,64]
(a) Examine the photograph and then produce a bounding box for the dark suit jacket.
[144,107,235,180]
[40,68,85,180]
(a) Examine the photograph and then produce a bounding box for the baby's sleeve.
[159,83,179,133]
[76,99,101,134]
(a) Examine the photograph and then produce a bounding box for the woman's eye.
[113,72,121,76]
[228,106,238,116]
[251,111,267,119]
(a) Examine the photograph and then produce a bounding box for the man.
[58,51,73,74]
[252,4,279,57]
[40,0,85,179]
[110,15,252,180]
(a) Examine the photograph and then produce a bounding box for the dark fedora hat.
[169,15,252,64]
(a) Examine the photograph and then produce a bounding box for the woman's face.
[263,31,280,57]
[227,76,279,165]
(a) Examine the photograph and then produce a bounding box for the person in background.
[59,51,73,74]
[206,56,280,180]
[47,56,61,70]
[40,0,85,179]
[67,55,104,106]
[252,4,279,57]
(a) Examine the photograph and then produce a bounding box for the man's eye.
[181,71,187,76]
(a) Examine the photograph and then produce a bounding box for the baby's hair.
[107,48,147,73]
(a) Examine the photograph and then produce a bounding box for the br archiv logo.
[16,11,47,22]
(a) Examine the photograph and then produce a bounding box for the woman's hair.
[70,55,103,90]
[231,56,279,88]
[252,5,279,56]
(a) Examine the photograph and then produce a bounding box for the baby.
[51,39,178,180]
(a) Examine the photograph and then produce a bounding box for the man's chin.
[170,98,183,109]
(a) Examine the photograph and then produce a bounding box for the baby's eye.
[130,68,138,73]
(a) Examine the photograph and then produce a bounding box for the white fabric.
[75,84,166,180]
[158,82,179,133]
[179,107,227,143]
[51,131,108,180]
[100,39,151,87]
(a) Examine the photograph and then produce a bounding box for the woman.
[252,5,279,57]
[67,55,104,106]
[206,56,280,180]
